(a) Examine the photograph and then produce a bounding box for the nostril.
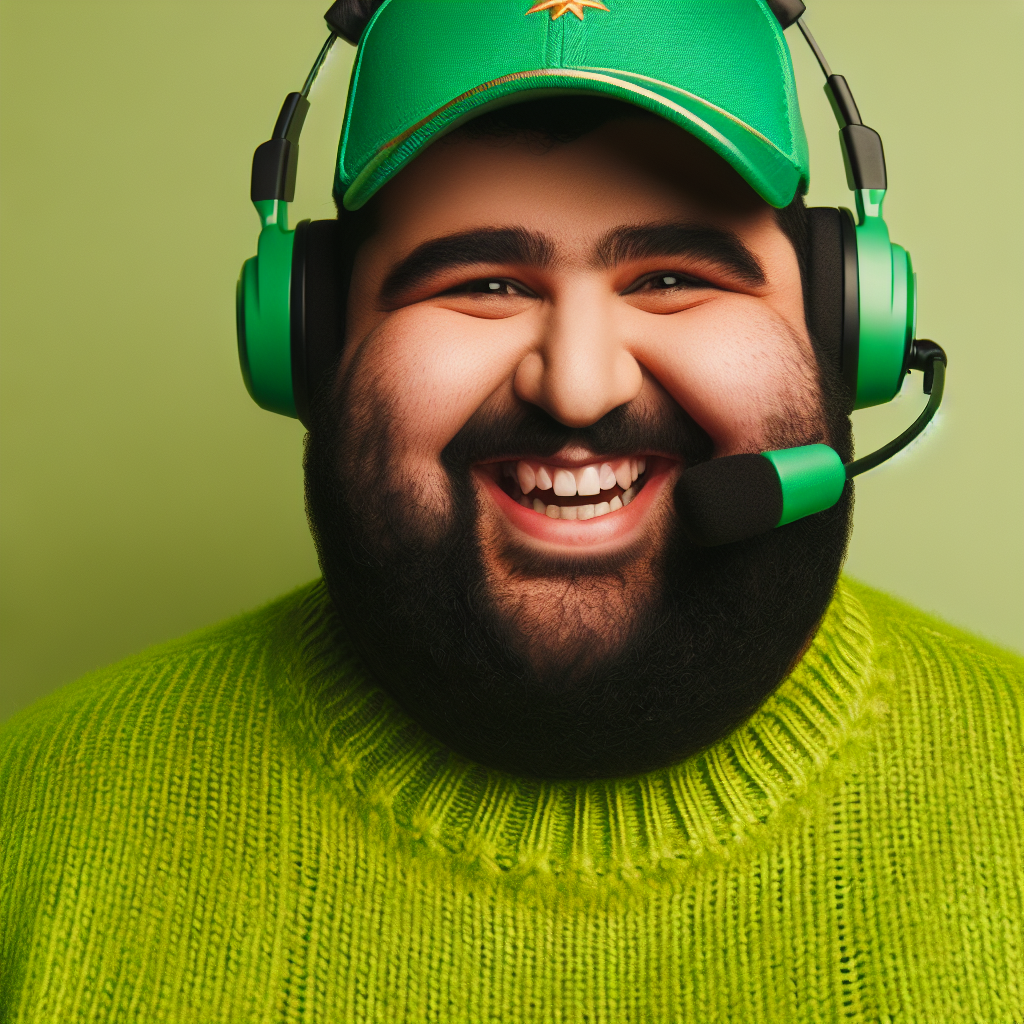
[513,346,643,429]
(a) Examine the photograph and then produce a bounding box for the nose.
[513,285,643,428]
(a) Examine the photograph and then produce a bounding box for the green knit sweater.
[1,579,1020,1022]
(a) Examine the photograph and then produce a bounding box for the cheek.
[630,296,819,454]
[342,306,533,483]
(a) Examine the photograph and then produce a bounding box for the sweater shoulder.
[0,581,322,784]
[843,576,1023,671]
[841,575,1022,735]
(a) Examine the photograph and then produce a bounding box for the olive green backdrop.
[2,0,1022,722]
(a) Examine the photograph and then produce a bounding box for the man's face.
[306,114,850,779]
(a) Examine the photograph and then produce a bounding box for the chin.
[479,549,664,673]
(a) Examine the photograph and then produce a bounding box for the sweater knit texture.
[1,578,1021,1023]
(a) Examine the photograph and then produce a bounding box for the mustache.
[441,399,715,474]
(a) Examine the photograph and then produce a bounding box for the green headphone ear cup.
[850,197,915,409]
[235,264,257,398]
[806,203,916,412]
[236,202,298,418]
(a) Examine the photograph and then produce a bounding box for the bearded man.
[2,1,1020,1021]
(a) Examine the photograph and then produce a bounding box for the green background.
[1,0,1022,722]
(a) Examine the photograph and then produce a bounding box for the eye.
[652,274,681,289]
[624,271,716,294]
[446,278,533,297]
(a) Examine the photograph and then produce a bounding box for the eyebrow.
[380,227,555,301]
[379,220,766,302]
[594,223,766,285]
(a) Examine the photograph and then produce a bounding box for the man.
[2,1,1020,1020]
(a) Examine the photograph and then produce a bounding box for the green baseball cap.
[336,0,810,211]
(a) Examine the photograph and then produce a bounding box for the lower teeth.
[526,484,638,519]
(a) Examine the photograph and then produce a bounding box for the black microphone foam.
[676,454,784,547]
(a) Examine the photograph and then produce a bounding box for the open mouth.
[494,457,649,520]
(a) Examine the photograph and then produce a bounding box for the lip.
[474,456,679,554]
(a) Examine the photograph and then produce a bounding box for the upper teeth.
[509,457,645,497]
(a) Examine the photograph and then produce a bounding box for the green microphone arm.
[676,343,947,547]
[761,341,947,524]
[845,340,946,478]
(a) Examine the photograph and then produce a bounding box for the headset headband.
[236,0,947,548]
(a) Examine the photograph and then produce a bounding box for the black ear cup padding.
[805,208,843,374]
[291,219,345,428]
[806,206,859,407]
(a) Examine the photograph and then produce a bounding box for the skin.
[337,116,825,666]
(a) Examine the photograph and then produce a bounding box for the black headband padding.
[324,0,386,45]
[291,219,345,429]
[805,206,844,380]
[675,453,783,547]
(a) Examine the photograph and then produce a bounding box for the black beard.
[304,376,853,781]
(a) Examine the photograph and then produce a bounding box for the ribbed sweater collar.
[271,581,874,878]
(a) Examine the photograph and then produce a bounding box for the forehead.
[365,116,773,258]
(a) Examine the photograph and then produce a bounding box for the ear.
[324,0,387,45]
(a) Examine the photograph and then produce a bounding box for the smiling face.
[305,102,851,778]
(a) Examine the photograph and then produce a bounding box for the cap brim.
[341,67,805,211]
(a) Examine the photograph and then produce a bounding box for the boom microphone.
[678,344,946,547]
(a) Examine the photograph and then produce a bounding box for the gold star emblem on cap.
[526,0,610,20]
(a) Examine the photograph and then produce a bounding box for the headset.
[237,0,946,546]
